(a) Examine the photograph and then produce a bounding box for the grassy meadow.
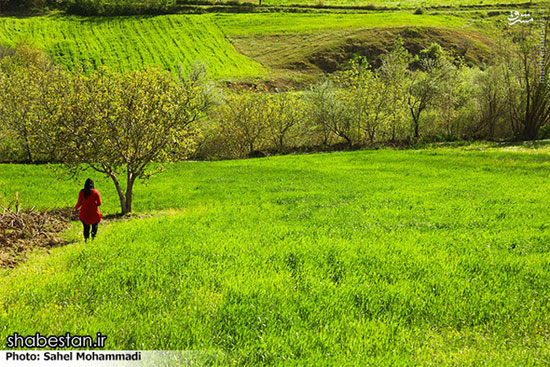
[0,11,488,79]
[0,15,266,78]
[94,0,549,9]
[231,0,548,8]
[1,146,550,365]
[213,12,468,36]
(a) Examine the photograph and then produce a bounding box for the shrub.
[216,88,271,158]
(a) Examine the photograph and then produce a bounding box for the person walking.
[74,178,103,242]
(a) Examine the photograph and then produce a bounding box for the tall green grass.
[0,15,265,78]
[1,147,550,365]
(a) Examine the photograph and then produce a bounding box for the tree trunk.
[410,108,420,139]
[23,133,33,163]
[249,140,254,154]
[413,105,426,139]
[110,174,128,215]
[522,116,539,140]
[125,171,136,215]
[343,134,352,148]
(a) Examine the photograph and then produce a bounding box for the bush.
[537,124,550,140]
[65,0,103,15]
[0,0,62,12]
[64,0,177,15]
[215,88,271,158]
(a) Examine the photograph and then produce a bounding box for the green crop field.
[229,0,547,8]
[214,12,468,36]
[96,0,549,9]
[0,15,266,78]
[0,12,489,79]
[1,146,550,365]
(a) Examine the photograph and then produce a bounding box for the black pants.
[82,221,99,241]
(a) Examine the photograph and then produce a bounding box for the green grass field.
[0,12,489,80]
[0,15,266,78]
[1,146,550,365]
[214,12,467,35]
[232,0,547,8]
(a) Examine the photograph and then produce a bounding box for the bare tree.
[336,58,386,144]
[307,80,356,147]
[503,19,550,140]
[379,38,410,142]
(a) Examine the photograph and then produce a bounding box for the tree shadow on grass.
[50,208,144,223]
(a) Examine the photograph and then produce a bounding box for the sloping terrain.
[1,148,550,364]
[0,15,266,78]
[230,26,496,82]
[0,12,501,81]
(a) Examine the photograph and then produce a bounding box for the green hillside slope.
[0,12,497,80]
[0,15,266,78]
[214,12,468,35]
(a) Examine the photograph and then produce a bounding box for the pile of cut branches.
[0,194,71,268]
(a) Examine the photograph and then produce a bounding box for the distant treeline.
[0,0,180,15]
[0,30,548,163]
[1,0,547,15]
[195,36,550,159]
[0,0,262,15]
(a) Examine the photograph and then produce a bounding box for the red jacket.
[74,189,102,225]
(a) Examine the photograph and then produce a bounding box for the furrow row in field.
[0,15,266,78]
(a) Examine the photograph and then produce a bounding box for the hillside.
[1,1,550,364]
[0,15,266,78]
[0,11,509,81]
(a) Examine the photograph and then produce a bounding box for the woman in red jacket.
[74,178,103,241]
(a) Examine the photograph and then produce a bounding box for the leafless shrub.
[0,193,71,268]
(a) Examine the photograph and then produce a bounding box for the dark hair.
[83,178,94,198]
